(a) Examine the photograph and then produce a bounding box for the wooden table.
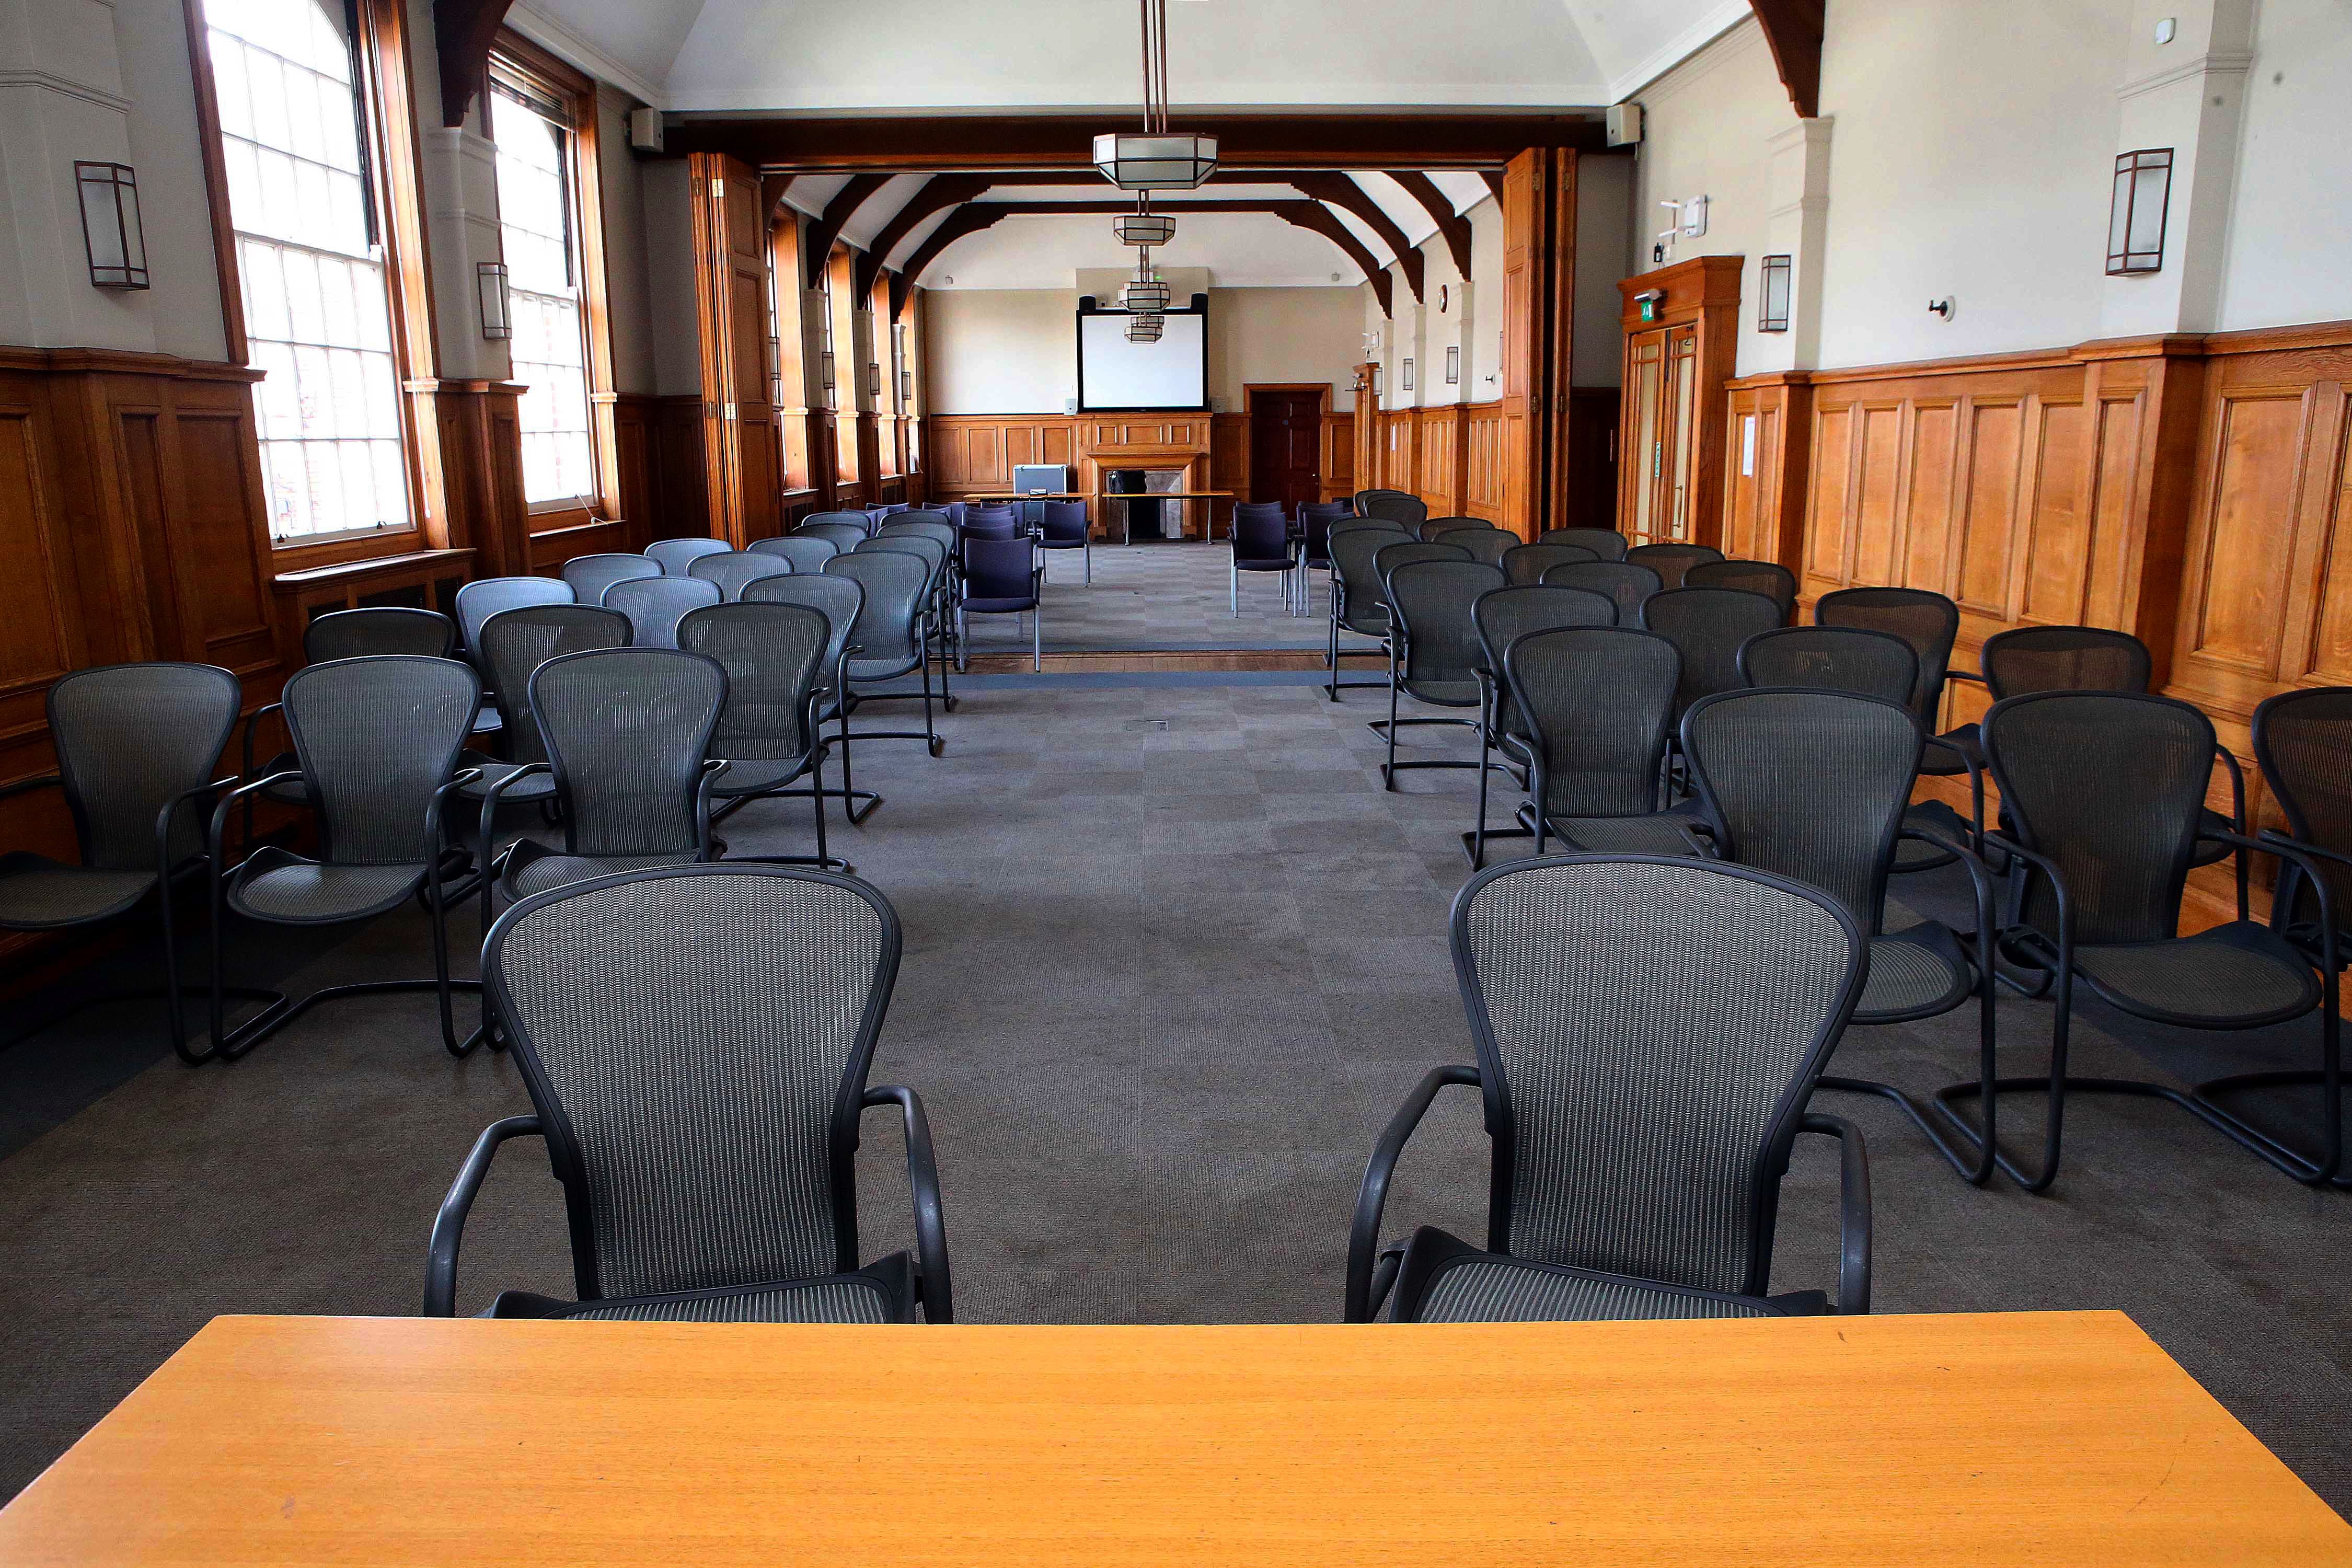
[2,1312,2342,1565]
[1091,488,1233,544]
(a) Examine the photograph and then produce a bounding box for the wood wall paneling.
[1321,411,1355,501]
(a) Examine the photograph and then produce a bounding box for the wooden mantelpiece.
[1074,417,1215,540]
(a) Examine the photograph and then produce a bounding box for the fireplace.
[1107,469,1184,541]
[1076,418,1213,541]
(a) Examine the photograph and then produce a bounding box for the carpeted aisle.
[0,670,2346,1514]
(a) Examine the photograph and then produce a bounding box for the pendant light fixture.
[1125,312,1165,343]
[1112,200,1177,249]
[1120,250,1172,314]
[1094,0,1216,191]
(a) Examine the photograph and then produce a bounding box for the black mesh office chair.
[462,604,633,828]
[797,521,870,552]
[688,550,795,601]
[1682,687,1999,1185]
[562,554,660,603]
[1624,541,1725,590]
[1737,626,1920,704]
[1421,515,1495,543]
[1816,587,1984,867]
[1436,528,1516,567]
[1540,527,1627,560]
[1640,587,1788,718]
[604,574,723,649]
[203,656,486,1060]
[1378,558,1505,790]
[750,535,840,572]
[1540,559,1662,626]
[1502,543,1596,585]
[1501,627,1702,855]
[1685,558,1797,620]
[303,607,456,661]
[745,573,874,825]
[678,602,840,873]
[1355,488,1427,527]
[1346,855,1870,1322]
[1324,523,1409,701]
[645,538,734,574]
[455,576,574,658]
[2255,686,2352,974]
[485,648,728,913]
[1462,585,1618,868]
[426,864,951,1323]
[825,551,944,761]
[855,534,957,708]
[801,510,882,539]
[1939,691,2338,1190]
[0,663,259,1063]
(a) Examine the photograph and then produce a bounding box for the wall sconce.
[867,362,882,398]
[475,261,511,339]
[820,350,836,391]
[1444,345,1459,385]
[1401,358,1415,392]
[1758,255,1792,332]
[75,162,148,290]
[2107,148,2173,275]
[901,369,913,402]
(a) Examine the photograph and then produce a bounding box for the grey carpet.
[970,543,1334,655]
[1,675,2347,1518]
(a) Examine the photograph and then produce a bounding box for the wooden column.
[410,379,532,578]
[1498,147,1559,540]
[688,151,784,546]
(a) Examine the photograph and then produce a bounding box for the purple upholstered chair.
[1230,504,1301,616]
[959,534,1044,671]
[1035,500,1092,583]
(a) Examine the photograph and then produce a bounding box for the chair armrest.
[1346,1064,1481,1322]
[862,1085,952,1323]
[423,1115,544,1316]
[476,762,553,878]
[696,759,728,859]
[207,771,303,868]
[2210,828,2340,976]
[238,702,285,782]
[1898,825,1998,955]
[155,775,239,877]
[1945,668,1988,688]
[1798,1112,1871,1314]
[0,773,62,802]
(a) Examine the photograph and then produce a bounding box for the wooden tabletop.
[2,1312,2342,1565]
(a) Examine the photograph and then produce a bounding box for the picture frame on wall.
[1402,358,1415,391]
[1445,345,1459,386]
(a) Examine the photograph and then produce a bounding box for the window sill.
[270,528,428,572]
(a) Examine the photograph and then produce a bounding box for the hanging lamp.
[1093,0,1216,191]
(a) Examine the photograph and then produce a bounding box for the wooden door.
[1665,324,1700,541]
[688,152,782,546]
[1622,327,1668,545]
[1249,389,1323,508]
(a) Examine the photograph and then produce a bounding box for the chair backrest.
[1816,586,1959,724]
[562,554,662,603]
[482,864,901,1302]
[302,607,456,664]
[1233,506,1290,562]
[1504,627,1680,820]
[1436,528,1515,566]
[1539,559,1662,625]
[1472,586,1617,739]
[1329,516,1408,545]
[880,521,960,560]
[1232,501,1289,526]
[824,551,927,664]
[281,656,479,867]
[1375,541,1472,616]
[531,647,726,858]
[456,576,574,653]
[1502,543,1597,585]
[963,503,1018,530]
[603,574,724,650]
[645,538,733,575]
[1684,559,1796,619]
[687,550,795,602]
[477,605,633,767]
[797,522,870,551]
[801,510,879,538]
[742,572,863,692]
[1299,501,1351,562]
[1451,855,1863,1297]
[1623,541,1726,590]
[1539,527,1628,561]
[857,535,947,598]
[1355,488,1427,526]
[748,535,839,572]
[1682,688,1923,937]
[1984,690,2216,946]
[45,662,242,871]
[896,508,954,529]
[1329,526,1405,631]
[2254,686,2352,935]
[1737,626,1919,706]
[1421,515,1495,544]
[959,512,1019,542]
[961,535,1037,603]
[1981,625,2152,700]
[1388,560,1505,692]
[1639,587,1788,713]
[678,602,831,766]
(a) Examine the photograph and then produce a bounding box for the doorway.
[1246,385,1326,511]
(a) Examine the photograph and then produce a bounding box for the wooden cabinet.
[1617,257,1742,548]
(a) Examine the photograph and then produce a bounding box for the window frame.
[186,0,436,569]
[487,30,616,536]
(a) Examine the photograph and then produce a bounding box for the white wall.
[1208,287,1362,412]
[640,158,700,396]
[594,82,658,395]
[2215,0,2352,331]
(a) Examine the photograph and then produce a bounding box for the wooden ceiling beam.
[1387,171,1472,279]
[891,204,1012,318]
[1269,172,1422,304]
[433,0,518,128]
[1749,0,1825,119]
[802,172,893,288]
[854,175,987,297]
[1273,202,1392,317]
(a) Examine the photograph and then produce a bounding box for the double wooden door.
[1621,322,1700,547]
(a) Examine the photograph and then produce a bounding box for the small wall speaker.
[629,108,664,153]
[1064,398,1078,416]
[1606,102,1643,147]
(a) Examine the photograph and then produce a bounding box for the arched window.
[205,0,412,544]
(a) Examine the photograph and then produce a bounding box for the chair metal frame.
[1365,544,1478,786]
[679,601,846,876]
[1322,520,1408,701]
[824,553,948,766]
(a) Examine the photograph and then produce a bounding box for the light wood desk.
[2,1312,2342,1565]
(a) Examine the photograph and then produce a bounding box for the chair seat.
[1549,812,1708,856]
[230,860,427,923]
[846,655,921,683]
[453,758,559,802]
[1399,678,1481,707]
[559,1276,893,1324]
[708,754,814,795]
[1404,1240,1782,1324]
[0,856,159,930]
[1235,557,1293,572]
[1339,610,1389,637]
[2071,921,2321,1025]
[962,595,1037,614]
[505,849,699,900]
[1858,924,1974,1020]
